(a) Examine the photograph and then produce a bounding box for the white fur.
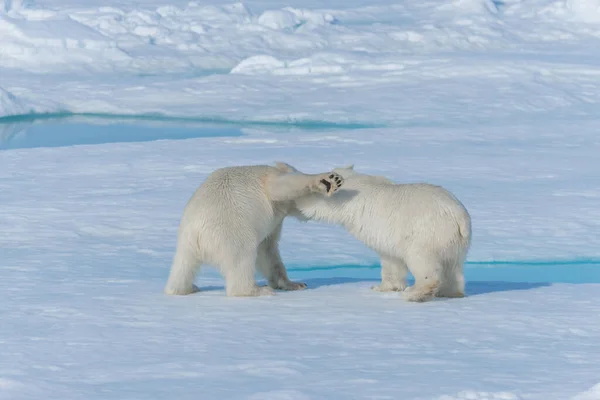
[278,163,472,302]
[164,164,344,297]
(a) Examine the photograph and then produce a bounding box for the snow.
[1,124,600,399]
[567,0,600,23]
[1,0,600,398]
[573,383,600,400]
[2,264,599,399]
[2,0,600,122]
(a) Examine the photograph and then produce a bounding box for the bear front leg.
[224,251,274,297]
[256,223,307,291]
[310,172,344,197]
[371,256,408,292]
[266,171,344,202]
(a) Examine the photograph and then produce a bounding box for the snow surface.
[1,0,600,398]
[2,124,600,399]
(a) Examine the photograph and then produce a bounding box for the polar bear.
[276,162,471,302]
[164,164,344,297]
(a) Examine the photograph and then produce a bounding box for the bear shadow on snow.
[193,285,225,292]
[192,276,552,297]
[299,275,551,297]
[465,281,551,296]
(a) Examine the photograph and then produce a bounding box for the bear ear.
[274,162,299,173]
[343,164,354,170]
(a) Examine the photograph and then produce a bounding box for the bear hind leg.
[224,251,274,297]
[256,224,306,291]
[402,254,442,302]
[437,259,466,298]
[164,243,201,296]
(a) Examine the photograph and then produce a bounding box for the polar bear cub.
[164,164,344,297]
[277,162,471,302]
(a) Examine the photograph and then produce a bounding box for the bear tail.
[457,217,471,240]
[455,206,472,242]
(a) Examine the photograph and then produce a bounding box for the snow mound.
[248,390,312,400]
[232,53,352,75]
[0,87,29,116]
[0,13,130,72]
[232,50,362,75]
[567,0,600,23]
[438,391,521,400]
[2,0,600,76]
[0,85,62,118]
[437,0,499,15]
[0,377,23,389]
[257,8,336,30]
[2,0,600,123]
[571,382,600,400]
[230,55,287,74]
[0,1,342,74]
[456,0,499,14]
[257,10,301,30]
[1,0,33,13]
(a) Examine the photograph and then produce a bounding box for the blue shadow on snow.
[192,259,598,296]
[297,276,551,297]
[281,259,600,296]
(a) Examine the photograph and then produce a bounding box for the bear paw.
[371,282,407,292]
[315,172,344,196]
[273,280,307,291]
[255,285,276,296]
[401,284,437,302]
[228,285,275,297]
[164,283,201,296]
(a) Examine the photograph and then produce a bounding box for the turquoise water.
[286,260,600,284]
[283,260,600,295]
[190,259,599,296]
[0,118,243,150]
[287,259,600,283]
[0,113,379,150]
